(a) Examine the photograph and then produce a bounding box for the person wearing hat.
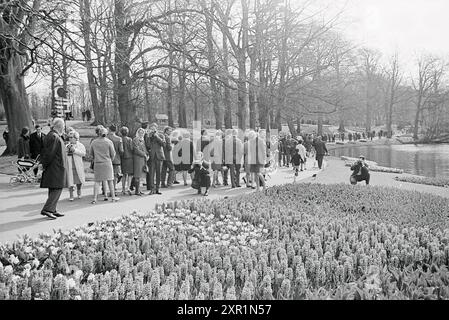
[350,155,370,185]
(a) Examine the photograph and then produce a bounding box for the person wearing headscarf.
[66,131,86,201]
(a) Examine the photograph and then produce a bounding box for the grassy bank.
[1,183,449,300]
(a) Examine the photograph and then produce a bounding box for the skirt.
[94,161,114,182]
[121,157,133,175]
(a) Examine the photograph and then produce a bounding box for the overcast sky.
[28,0,449,94]
[315,0,449,73]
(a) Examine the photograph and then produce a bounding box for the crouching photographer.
[350,155,370,185]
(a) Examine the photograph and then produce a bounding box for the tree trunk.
[248,51,257,129]
[413,95,422,140]
[205,5,222,129]
[114,0,136,132]
[222,35,232,129]
[236,0,249,130]
[296,117,301,134]
[81,0,104,126]
[0,56,33,155]
[317,113,323,137]
[178,68,187,128]
[287,119,296,137]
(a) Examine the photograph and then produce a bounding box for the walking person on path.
[295,138,307,172]
[313,136,328,170]
[40,118,67,219]
[66,131,86,201]
[132,128,148,196]
[119,126,134,195]
[90,127,119,203]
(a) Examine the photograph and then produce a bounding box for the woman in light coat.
[66,131,86,201]
[90,127,119,203]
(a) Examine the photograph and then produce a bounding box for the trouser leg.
[317,155,324,169]
[235,164,241,186]
[222,166,228,185]
[161,160,168,186]
[146,158,152,190]
[166,161,174,186]
[155,160,161,191]
[42,188,63,213]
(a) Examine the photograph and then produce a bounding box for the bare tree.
[412,55,446,140]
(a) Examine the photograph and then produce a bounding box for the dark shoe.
[103,198,109,201]
[236,185,241,188]
[136,192,144,196]
[130,185,134,191]
[155,191,162,195]
[148,190,155,195]
[204,191,209,197]
[117,175,123,183]
[41,211,57,220]
[173,181,180,184]
[53,211,65,217]
[161,184,167,188]
[197,189,201,194]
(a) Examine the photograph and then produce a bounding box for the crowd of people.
[6,116,366,220]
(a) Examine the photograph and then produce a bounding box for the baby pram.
[10,155,41,185]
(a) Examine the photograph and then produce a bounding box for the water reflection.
[329,144,449,178]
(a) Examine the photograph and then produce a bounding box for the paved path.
[0,159,323,244]
[302,157,449,198]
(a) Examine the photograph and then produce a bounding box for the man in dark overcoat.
[40,118,67,219]
[146,123,165,195]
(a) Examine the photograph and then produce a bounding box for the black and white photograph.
[1,0,449,307]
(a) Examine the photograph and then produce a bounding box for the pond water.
[329,143,449,178]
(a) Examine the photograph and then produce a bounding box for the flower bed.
[394,176,449,188]
[1,184,449,300]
